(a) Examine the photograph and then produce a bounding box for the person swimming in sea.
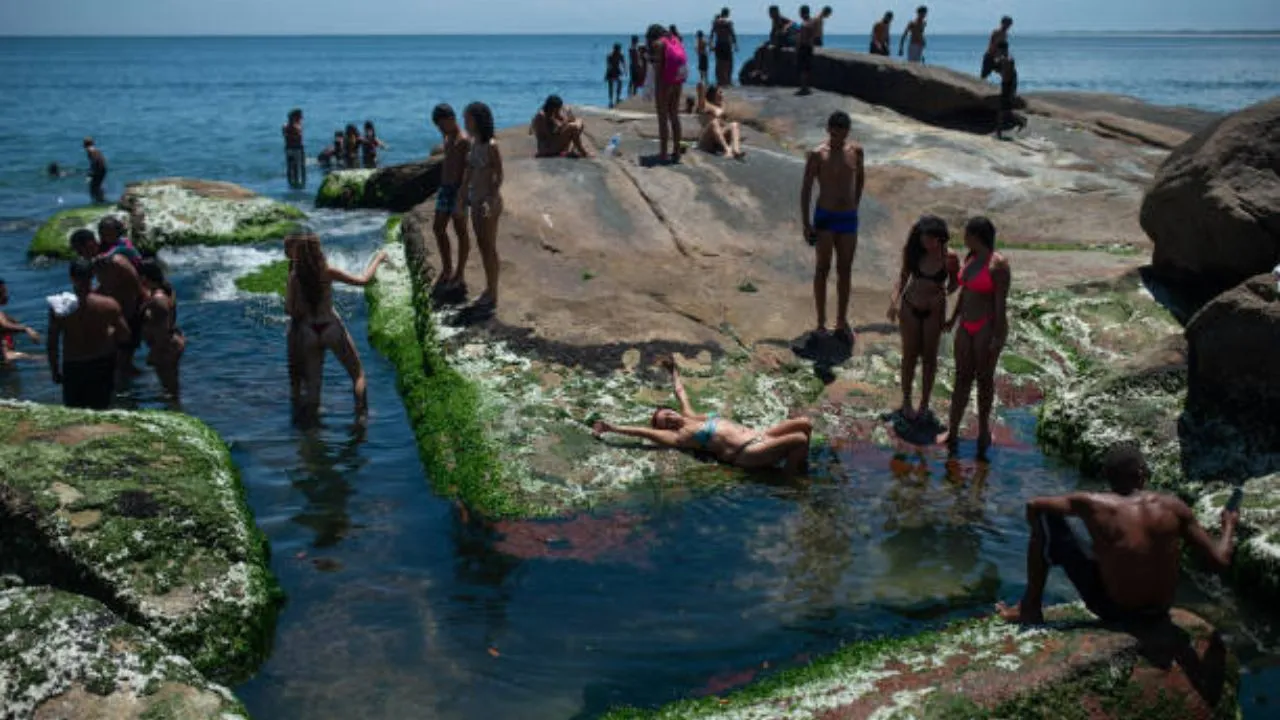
[606,43,626,108]
[138,258,185,401]
[593,357,814,477]
[47,252,131,410]
[431,103,473,299]
[887,215,959,423]
[0,277,42,366]
[361,121,388,169]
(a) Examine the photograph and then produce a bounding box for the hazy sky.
[3,0,1277,36]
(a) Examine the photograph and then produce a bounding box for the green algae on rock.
[0,401,282,685]
[315,169,376,208]
[27,205,127,260]
[234,259,290,297]
[0,586,249,719]
[603,606,1238,720]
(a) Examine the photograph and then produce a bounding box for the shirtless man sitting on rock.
[998,443,1239,625]
[529,95,591,159]
[47,252,131,410]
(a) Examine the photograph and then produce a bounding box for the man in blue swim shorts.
[801,110,864,345]
[431,104,473,298]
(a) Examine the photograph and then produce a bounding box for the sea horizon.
[4,29,1280,39]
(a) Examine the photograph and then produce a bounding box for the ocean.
[1,33,1278,719]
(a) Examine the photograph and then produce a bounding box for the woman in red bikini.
[888,215,959,423]
[285,232,387,426]
[940,216,1010,460]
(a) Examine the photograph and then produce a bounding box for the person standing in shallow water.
[361,121,388,169]
[84,137,107,204]
[343,125,362,169]
[870,12,893,55]
[47,252,131,410]
[899,5,928,63]
[430,103,472,299]
[801,111,864,347]
[606,43,626,107]
[997,443,1239,625]
[138,258,185,401]
[71,217,145,382]
[283,108,306,189]
[459,102,504,314]
[940,216,1010,460]
[888,215,959,423]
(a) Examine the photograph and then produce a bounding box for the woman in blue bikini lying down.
[592,357,814,476]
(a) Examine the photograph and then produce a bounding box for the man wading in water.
[71,219,145,382]
[801,111,864,347]
[47,253,131,410]
[84,137,108,204]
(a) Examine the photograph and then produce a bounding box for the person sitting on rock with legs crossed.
[997,443,1239,625]
[801,110,864,347]
[529,95,591,159]
[593,357,814,477]
[697,85,745,159]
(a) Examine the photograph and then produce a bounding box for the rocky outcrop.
[0,401,282,685]
[1141,97,1280,297]
[738,44,1021,126]
[603,606,1238,719]
[28,179,305,260]
[0,586,248,719]
[315,158,443,211]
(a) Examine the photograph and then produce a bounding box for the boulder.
[315,157,443,211]
[0,585,249,719]
[603,606,1238,719]
[0,401,283,685]
[26,205,129,260]
[1141,97,1280,297]
[738,44,1021,126]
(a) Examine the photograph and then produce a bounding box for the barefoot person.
[606,43,626,107]
[870,12,893,55]
[0,278,42,366]
[796,6,817,95]
[431,104,473,298]
[593,357,814,476]
[84,137,108,204]
[71,219,145,382]
[138,258,185,401]
[888,215,959,422]
[530,95,591,158]
[694,31,710,86]
[283,108,306,189]
[801,111,864,346]
[47,254,131,410]
[628,35,647,97]
[941,217,1009,460]
[285,233,387,424]
[711,8,738,87]
[997,443,1239,625]
[993,42,1026,140]
[982,16,1013,79]
[460,102,504,313]
[899,5,928,63]
[648,24,688,163]
[697,85,745,158]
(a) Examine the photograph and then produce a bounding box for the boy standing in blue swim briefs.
[431,104,473,299]
[801,111,864,345]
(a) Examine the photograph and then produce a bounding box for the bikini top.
[692,413,719,448]
[961,254,996,294]
[913,259,949,284]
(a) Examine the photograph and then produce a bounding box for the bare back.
[810,141,864,212]
[1078,492,1186,610]
[56,293,125,361]
[988,27,1007,54]
[873,22,890,46]
[95,255,144,318]
[286,273,335,324]
[908,20,926,44]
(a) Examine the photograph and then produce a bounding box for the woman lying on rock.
[592,357,813,476]
[697,85,745,159]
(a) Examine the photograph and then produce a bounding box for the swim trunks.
[1037,513,1170,624]
[436,184,460,215]
[797,44,815,74]
[981,52,996,79]
[698,53,709,73]
[814,207,859,235]
[62,353,116,410]
[907,42,925,63]
[715,44,733,62]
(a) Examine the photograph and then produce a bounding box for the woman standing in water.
[138,259,185,401]
[459,102,504,314]
[940,217,1010,460]
[361,121,388,168]
[887,215,958,422]
[647,24,688,163]
[285,232,387,425]
[342,125,362,169]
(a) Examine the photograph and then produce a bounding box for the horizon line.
[3,29,1279,39]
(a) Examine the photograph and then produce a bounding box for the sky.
[2,0,1277,36]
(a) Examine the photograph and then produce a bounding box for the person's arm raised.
[592,420,681,448]
[1178,497,1237,571]
[661,357,705,420]
[327,250,389,287]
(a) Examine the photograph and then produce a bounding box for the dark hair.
[70,258,94,282]
[432,104,455,126]
[364,120,376,132]
[696,30,704,38]
[646,24,667,44]
[614,42,623,51]
[800,5,811,19]
[828,111,852,130]
[1102,442,1149,493]
[885,11,894,20]
[83,136,94,148]
[669,24,680,38]
[47,162,60,176]
[965,216,996,254]
[822,6,832,15]
[1001,15,1013,26]
[631,34,639,43]
[706,84,722,103]
[70,229,96,250]
[98,215,125,239]
[917,5,928,14]
[138,258,174,297]
[543,94,564,115]
[288,108,302,121]
[905,215,950,274]
[768,4,780,15]
[334,130,344,139]
[0,277,6,286]
[721,7,730,17]
[650,407,673,428]
[464,102,496,143]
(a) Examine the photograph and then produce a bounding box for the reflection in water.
[451,504,522,649]
[290,428,365,548]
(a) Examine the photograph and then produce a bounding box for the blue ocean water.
[1,34,1278,719]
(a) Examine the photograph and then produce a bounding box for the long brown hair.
[290,232,328,311]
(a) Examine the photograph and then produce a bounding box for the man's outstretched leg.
[998,513,1049,624]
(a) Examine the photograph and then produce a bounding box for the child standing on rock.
[460,102,503,316]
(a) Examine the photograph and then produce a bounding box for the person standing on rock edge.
[431,104,473,300]
[607,43,627,107]
[993,42,1026,140]
[84,137,108,204]
[711,8,738,87]
[694,31,710,87]
[628,35,647,97]
[283,109,306,189]
[647,24,688,164]
[814,6,832,47]
[801,111,864,347]
[888,215,959,423]
[870,12,893,55]
[982,16,1013,79]
[47,252,131,410]
[796,6,818,96]
[997,443,1239,625]
[939,217,1009,460]
[460,102,504,314]
[899,5,928,63]
[0,278,43,366]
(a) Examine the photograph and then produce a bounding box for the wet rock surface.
[315,157,443,211]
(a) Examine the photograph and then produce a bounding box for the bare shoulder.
[991,252,1011,272]
[92,293,122,313]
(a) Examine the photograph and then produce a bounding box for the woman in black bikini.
[285,232,387,425]
[941,217,1010,460]
[138,259,185,401]
[887,215,959,423]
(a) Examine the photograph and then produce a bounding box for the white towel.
[46,292,79,318]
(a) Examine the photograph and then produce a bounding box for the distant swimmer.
[801,111,864,347]
[0,277,42,366]
[318,130,344,171]
[796,5,817,95]
[628,35,647,97]
[994,41,1026,139]
[982,16,1013,79]
[870,12,893,56]
[138,258,185,401]
[899,5,928,63]
[814,5,832,47]
[887,215,959,422]
[606,42,626,108]
[997,443,1239,626]
[530,95,590,159]
[47,252,131,410]
[697,85,745,159]
[361,121,388,169]
[710,7,738,87]
[283,108,306,189]
[593,357,814,477]
[430,103,473,299]
[460,102,504,313]
[47,162,72,179]
[285,232,387,425]
[84,137,108,204]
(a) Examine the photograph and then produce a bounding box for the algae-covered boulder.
[26,205,129,260]
[315,169,376,208]
[0,585,249,719]
[315,158,443,211]
[604,606,1237,719]
[0,401,282,684]
[234,259,290,297]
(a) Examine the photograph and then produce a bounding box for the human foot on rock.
[996,600,1044,625]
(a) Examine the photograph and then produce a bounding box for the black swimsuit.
[906,262,949,320]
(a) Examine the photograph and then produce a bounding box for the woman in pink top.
[646,24,688,163]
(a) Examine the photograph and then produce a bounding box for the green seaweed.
[28,205,118,260]
[235,260,290,297]
[315,170,376,209]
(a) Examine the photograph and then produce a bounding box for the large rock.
[603,606,1238,719]
[738,44,1021,126]
[0,585,249,719]
[1141,97,1280,297]
[315,157,443,211]
[26,205,128,260]
[0,401,282,684]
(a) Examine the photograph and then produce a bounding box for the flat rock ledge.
[28,178,305,260]
[0,401,283,686]
[0,585,248,720]
[603,606,1237,720]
